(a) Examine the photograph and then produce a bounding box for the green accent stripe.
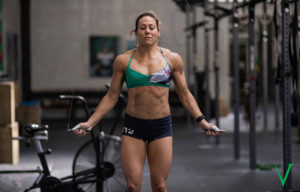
[160,47,170,68]
[127,49,136,67]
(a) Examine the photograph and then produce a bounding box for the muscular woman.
[74,11,220,192]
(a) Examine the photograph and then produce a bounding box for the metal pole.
[281,0,292,190]
[275,81,280,133]
[20,0,31,100]
[261,2,269,132]
[204,0,211,121]
[205,28,211,120]
[233,0,240,160]
[192,7,199,105]
[248,1,256,170]
[186,10,193,125]
[186,13,191,87]
[214,0,220,145]
[274,1,281,134]
[296,0,300,142]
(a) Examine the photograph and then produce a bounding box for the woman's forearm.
[179,91,203,120]
[86,93,119,128]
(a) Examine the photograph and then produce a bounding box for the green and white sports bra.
[125,48,172,89]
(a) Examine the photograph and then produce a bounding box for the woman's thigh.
[147,136,173,183]
[121,135,147,184]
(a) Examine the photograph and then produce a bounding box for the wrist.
[85,121,94,130]
[198,120,209,128]
[196,115,206,123]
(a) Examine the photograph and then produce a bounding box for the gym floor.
[0,115,300,192]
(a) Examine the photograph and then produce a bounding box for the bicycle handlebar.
[59,95,90,120]
[59,83,127,131]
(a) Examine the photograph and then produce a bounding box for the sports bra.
[125,48,172,89]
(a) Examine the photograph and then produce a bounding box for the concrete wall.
[30,0,188,91]
[30,1,278,107]
[3,0,21,99]
[30,0,233,105]
[4,0,20,40]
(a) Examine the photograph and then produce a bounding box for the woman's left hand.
[198,121,220,136]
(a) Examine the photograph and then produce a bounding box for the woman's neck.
[136,44,160,58]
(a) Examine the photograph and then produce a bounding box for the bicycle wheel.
[72,135,126,192]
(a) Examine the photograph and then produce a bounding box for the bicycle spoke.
[105,179,112,192]
[112,176,126,190]
[76,160,94,168]
[74,137,124,192]
[84,182,96,192]
[78,154,95,163]
[113,162,122,170]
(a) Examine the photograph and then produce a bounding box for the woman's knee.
[152,181,167,192]
[126,181,141,192]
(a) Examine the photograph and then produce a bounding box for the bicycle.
[0,91,127,192]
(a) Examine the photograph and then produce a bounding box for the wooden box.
[0,82,15,125]
[0,122,19,164]
[16,105,41,136]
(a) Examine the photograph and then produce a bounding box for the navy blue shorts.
[122,113,172,143]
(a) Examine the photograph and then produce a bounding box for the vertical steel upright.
[281,0,292,190]
[186,8,193,125]
[233,0,240,160]
[214,0,220,145]
[20,0,31,101]
[248,1,257,170]
[192,7,199,105]
[186,9,191,88]
[274,1,281,134]
[0,0,3,75]
[261,2,269,131]
[296,0,300,144]
[204,0,211,121]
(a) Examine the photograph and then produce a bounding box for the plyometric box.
[16,104,41,136]
[0,82,16,125]
[0,122,19,164]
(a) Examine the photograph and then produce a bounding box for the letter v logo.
[274,164,294,187]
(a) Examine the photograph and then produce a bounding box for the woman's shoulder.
[161,47,181,58]
[160,47,182,67]
[115,49,135,63]
[123,49,136,56]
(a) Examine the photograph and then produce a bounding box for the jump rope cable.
[66,89,75,131]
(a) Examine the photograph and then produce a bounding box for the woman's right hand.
[72,122,92,137]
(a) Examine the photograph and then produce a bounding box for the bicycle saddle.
[25,124,49,136]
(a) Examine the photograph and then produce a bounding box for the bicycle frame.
[0,92,125,192]
[59,95,107,192]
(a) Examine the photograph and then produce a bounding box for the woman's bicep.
[171,54,189,96]
[108,55,126,99]
[173,70,189,97]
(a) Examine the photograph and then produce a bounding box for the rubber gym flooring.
[0,115,300,192]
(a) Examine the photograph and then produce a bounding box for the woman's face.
[135,16,160,46]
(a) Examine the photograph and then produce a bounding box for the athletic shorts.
[122,113,172,143]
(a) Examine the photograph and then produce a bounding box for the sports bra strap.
[160,48,170,67]
[128,48,169,67]
[128,49,136,67]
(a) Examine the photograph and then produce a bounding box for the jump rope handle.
[210,125,226,133]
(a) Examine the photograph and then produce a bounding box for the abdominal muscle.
[126,86,170,119]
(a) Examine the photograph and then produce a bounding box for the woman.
[74,11,220,192]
